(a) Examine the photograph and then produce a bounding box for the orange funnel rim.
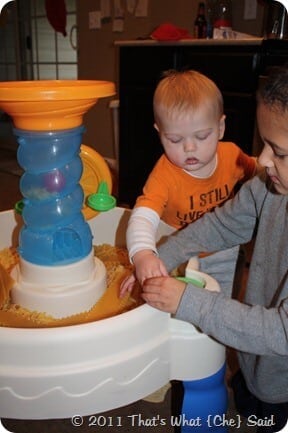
[0,80,115,101]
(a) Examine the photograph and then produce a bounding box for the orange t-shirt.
[135,142,257,229]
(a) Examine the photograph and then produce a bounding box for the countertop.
[115,37,264,46]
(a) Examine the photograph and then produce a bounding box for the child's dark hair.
[257,65,288,112]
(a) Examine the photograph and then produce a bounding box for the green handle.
[97,180,109,194]
[176,275,206,289]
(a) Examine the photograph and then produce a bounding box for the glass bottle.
[206,4,214,39]
[213,0,232,29]
[194,2,207,39]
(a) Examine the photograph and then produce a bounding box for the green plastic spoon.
[87,180,116,212]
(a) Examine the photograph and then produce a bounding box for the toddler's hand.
[119,273,136,298]
[133,250,168,284]
[142,276,186,314]
[119,250,168,298]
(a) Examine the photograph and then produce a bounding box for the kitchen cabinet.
[117,40,264,207]
[261,39,288,70]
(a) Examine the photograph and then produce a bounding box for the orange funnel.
[0,80,115,130]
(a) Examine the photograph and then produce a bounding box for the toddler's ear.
[219,115,226,140]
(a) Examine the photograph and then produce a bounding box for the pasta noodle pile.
[0,245,143,328]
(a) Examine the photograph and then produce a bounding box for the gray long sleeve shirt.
[158,171,288,403]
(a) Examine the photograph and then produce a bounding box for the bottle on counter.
[194,2,207,39]
[206,4,214,39]
[213,0,232,30]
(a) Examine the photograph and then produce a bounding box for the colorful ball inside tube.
[44,169,66,193]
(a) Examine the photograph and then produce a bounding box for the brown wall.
[77,0,266,159]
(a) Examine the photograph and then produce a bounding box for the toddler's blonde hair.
[153,70,223,125]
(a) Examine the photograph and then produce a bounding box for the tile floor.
[0,136,255,433]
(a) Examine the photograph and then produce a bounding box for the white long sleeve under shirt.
[126,206,160,262]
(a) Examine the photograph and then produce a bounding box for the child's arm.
[119,207,168,297]
[126,206,160,261]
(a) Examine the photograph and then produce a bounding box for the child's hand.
[119,273,136,298]
[133,250,168,284]
[142,276,186,314]
[119,250,168,299]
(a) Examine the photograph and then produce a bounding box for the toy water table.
[0,80,227,432]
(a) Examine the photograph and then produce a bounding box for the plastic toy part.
[87,180,116,212]
[80,145,113,220]
[182,364,228,433]
[11,251,107,319]
[14,144,113,220]
[14,200,24,215]
[176,275,206,289]
[15,126,93,266]
[177,269,220,292]
[0,80,115,131]
[0,79,115,323]
[0,207,227,423]
[185,267,220,292]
